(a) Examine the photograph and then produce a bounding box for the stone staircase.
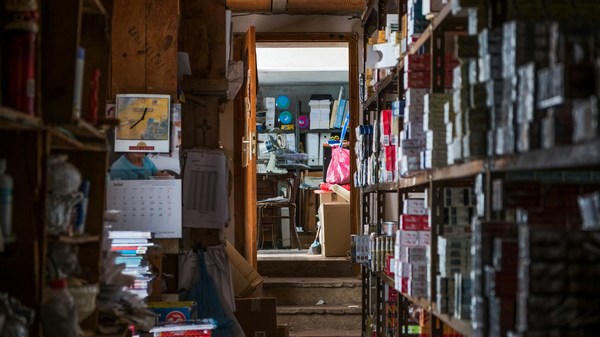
[258,250,363,337]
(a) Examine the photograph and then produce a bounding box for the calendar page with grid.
[106,179,182,238]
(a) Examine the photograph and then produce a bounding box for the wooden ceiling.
[226,0,367,15]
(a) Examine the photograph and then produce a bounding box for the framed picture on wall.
[114,94,171,153]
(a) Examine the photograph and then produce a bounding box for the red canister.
[3,2,39,115]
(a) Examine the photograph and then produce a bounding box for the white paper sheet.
[182,149,229,228]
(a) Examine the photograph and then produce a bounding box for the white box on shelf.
[306,132,320,163]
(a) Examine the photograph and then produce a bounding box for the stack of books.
[108,230,154,299]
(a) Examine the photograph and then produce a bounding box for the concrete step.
[277,304,362,333]
[263,277,361,306]
[258,254,353,278]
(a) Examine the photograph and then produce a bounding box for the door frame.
[233,31,360,269]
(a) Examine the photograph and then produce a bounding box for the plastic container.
[275,95,290,110]
[41,279,79,337]
[278,111,293,124]
[0,159,13,238]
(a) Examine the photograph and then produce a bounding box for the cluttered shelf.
[360,137,600,192]
[362,2,456,111]
[376,272,472,336]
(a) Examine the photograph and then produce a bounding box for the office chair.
[257,173,302,250]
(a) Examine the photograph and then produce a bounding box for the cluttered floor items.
[99,211,248,337]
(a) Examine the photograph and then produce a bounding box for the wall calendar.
[106,179,182,238]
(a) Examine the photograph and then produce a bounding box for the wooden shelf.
[258,129,342,134]
[49,234,101,244]
[406,3,453,56]
[363,162,483,192]
[0,106,42,130]
[48,126,107,152]
[398,170,430,189]
[61,119,106,141]
[432,159,485,181]
[431,309,473,337]
[492,138,600,172]
[363,68,397,109]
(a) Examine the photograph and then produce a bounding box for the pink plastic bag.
[326,146,350,185]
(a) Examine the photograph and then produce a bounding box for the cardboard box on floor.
[318,202,351,257]
[225,240,263,297]
[234,297,277,337]
[315,185,350,205]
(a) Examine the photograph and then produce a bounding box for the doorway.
[256,41,348,251]
[233,31,359,267]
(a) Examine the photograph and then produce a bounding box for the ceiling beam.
[272,0,287,13]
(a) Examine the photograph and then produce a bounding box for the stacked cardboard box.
[470,219,518,337]
[394,197,430,298]
[421,93,451,168]
[308,99,331,130]
[379,109,401,182]
[435,188,475,319]
[400,88,428,175]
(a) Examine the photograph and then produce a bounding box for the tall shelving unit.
[0,0,116,335]
[357,1,600,337]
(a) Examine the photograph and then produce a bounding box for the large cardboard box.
[318,202,351,257]
[225,241,263,297]
[316,190,349,204]
[234,297,277,337]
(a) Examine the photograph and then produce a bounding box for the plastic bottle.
[41,279,78,337]
[72,47,85,120]
[0,159,13,238]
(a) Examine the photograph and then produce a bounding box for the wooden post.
[111,0,179,99]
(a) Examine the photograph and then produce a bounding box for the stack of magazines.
[108,230,154,298]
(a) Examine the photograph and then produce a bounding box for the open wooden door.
[236,27,258,268]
